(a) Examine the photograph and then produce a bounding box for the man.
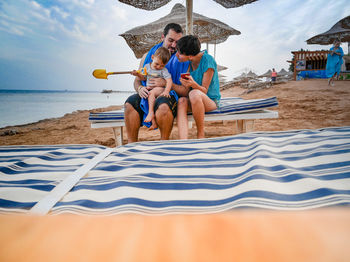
[124,23,189,143]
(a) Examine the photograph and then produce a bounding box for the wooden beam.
[186,0,193,34]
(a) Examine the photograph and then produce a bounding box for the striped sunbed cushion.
[1,126,349,215]
[88,96,278,122]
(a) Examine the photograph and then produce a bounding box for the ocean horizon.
[0,89,133,128]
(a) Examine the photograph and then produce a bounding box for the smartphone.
[181,73,190,80]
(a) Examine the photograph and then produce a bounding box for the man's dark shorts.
[125,93,177,126]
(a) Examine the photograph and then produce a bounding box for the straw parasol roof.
[233,72,247,80]
[258,69,272,78]
[217,64,228,72]
[278,68,288,76]
[246,70,258,78]
[306,15,350,45]
[119,0,258,10]
[120,4,241,58]
[118,0,257,35]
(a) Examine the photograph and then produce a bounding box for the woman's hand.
[180,75,196,89]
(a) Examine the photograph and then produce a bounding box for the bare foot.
[144,112,154,123]
[149,120,158,130]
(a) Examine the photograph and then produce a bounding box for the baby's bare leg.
[144,87,164,125]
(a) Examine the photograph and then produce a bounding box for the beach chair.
[1,126,350,215]
[89,96,279,146]
[1,126,350,261]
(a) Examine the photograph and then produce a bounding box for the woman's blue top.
[190,50,221,103]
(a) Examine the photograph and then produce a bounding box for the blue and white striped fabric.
[1,126,350,215]
[88,96,278,122]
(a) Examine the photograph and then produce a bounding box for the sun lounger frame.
[90,109,278,147]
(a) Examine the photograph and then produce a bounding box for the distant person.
[124,23,189,143]
[132,47,172,130]
[175,35,221,139]
[326,39,344,87]
[271,68,277,83]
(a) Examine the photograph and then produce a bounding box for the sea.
[0,90,134,128]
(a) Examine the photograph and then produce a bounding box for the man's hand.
[148,78,166,88]
[131,70,141,77]
[138,86,149,99]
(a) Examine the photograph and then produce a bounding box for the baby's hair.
[154,47,171,64]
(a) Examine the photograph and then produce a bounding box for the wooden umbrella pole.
[186,0,193,35]
[214,40,217,59]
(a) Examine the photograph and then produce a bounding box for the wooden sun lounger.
[89,97,279,146]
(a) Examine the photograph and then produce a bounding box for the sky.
[0,0,349,92]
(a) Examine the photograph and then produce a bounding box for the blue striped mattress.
[89,96,278,122]
[1,126,350,215]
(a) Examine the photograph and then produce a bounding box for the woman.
[326,40,344,86]
[271,68,277,83]
[175,35,220,139]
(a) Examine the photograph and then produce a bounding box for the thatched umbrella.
[119,0,171,10]
[119,0,258,10]
[306,15,350,53]
[246,70,258,78]
[258,69,272,78]
[120,3,241,58]
[118,0,257,34]
[278,68,288,76]
[234,72,247,80]
[217,64,228,72]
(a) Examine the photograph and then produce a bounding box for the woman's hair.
[176,35,201,56]
[154,47,171,64]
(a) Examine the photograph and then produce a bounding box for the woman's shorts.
[125,93,177,126]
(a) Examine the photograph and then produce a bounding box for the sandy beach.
[1,79,349,147]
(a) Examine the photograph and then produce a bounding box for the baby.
[132,47,173,129]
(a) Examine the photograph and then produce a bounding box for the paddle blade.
[92,69,108,79]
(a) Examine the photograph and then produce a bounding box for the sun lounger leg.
[244,120,255,132]
[188,121,193,129]
[112,127,123,147]
[236,120,255,134]
[236,120,244,134]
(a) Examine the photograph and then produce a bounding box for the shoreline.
[1,79,350,147]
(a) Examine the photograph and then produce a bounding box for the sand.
[1,79,350,147]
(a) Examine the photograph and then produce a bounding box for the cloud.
[0,0,349,91]
[51,6,69,19]
[111,6,127,20]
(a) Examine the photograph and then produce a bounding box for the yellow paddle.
[92,67,147,79]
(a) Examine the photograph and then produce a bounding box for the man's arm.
[133,53,150,98]
[133,53,147,92]
[172,82,190,97]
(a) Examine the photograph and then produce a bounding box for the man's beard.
[168,47,176,54]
